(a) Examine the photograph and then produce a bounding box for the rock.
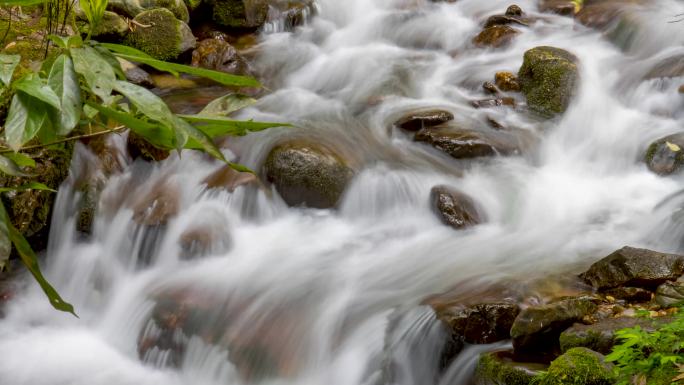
[510,297,597,353]
[559,317,662,354]
[471,97,516,109]
[535,348,615,385]
[679,84,684,94]
[191,39,249,75]
[394,110,454,132]
[203,165,257,192]
[132,179,180,226]
[414,124,521,159]
[579,246,684,290]
[483,15,528,29]
[264,141,354,209]
[107,0,190,22]
[430,186,485,230]
[655,281,684,308]
[575,0,632,30]
[473,25,520,48]
[495,71,521,92]
[483,81,498,94]
[209,0,269,30]
[127,131,170,162]
[644,133,684,176]
[644,55,684,80]
[506,5,523,17]
[435,301,519,344]
[0,144,73,251]
[86,11,129,40]
[473,350,544,385]
[518,46,579,117]
[117,58,154,88]
[125,8,196,61]
[539,0,577,16]
[604,286,653,303]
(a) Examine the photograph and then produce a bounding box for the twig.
[0,126,126,154]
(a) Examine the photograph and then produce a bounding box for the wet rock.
[579,246,684,290]
[483,15,528,29]
[473,350,544,385]
[395,110,454,132]
[191,39,249,75]
[473,25,520,48]
[209,0,269,30]
[483,81,498,94]
[118,58,154,88]
[539,0,577,16]
[518,46,579,117]
[264,141,354,209]
[644,133,684,175]
[471,97,516,109]
[510,296,598,353]
[655,281,684,308]
[127,131,170,162]
[132,179,180,226]
[275,0,317,30]
[414,124,521,159]
[125,8,196,61]
[536,348,615,385]
[203,165,257,192]
[679,84,684,94]
[604,286,653,302]
[575,0,633,30]
[559,316,661,354]
[435,301,519,344]
[644,55,684,80]
[495,71,521,92]
[506,5,523,17]
[107,0,190,22]
[430,186,484,230]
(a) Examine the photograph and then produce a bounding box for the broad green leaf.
[4,93,49,151]
[93,44,126,80]
[200,93,256,117]
[86,102,175,149]
[0,0,44,5]
[179,114,290,136]
[47,35,70,50]
[3,152,35,168]
[172,115,223,161]
[36,118,56,144]
[0,54,20,86]
[0,182,56,193]
[71,46,116,101]
[99,43,155,60]
[48,55,82,135]
[0,201,76,315]
[13,74,61,109]
[0,154,31,176]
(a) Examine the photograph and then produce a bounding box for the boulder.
[394,110,454,132]
[264,141,354,209]
[430,186,485,230]
[125,8,196,61]
[655,281,684,308]
[495,71,521,92]
[414,124,521,159]
[209,0,269,30]
[579,246,684,290]
[473,350,544,385]
[644,133,684,176]
[535,348,615,385]
[604,286,653,302]
[107,0,190,22]
[473,25,520,48]
[436,301,519,344]
[510,297,597,353]
[86,11,130,40]
[518,46,579,117]
[191,39,249,75]
[559,316,665,354]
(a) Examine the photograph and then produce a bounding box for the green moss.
[210,0,268,29]
[535,348,615,385]
[474,352,543,385]
[84,11,129,40]
[156,0,190,22]
[125,8,192,60]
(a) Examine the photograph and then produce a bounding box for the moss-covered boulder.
[107,0,190,23]
[209,0,269,30]
[510,297,597,354]
[644,133,684,176]
[264,141,355,209]
[580,246,684,290]
[473,350,545,385]
[535,348,615,385]
[518,46,579,117]
[430,185,485,230]
[125,8,196,61]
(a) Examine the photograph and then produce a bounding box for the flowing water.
[2,0,684,384]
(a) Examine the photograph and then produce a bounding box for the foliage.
[606,308,684,385]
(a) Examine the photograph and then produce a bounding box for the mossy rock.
[644,133,684,176]
[125,8,196,60]
[82,11,130,40]
[535,347,615,385]
[107,0,190,23]
[518,46,579,117]
[209,0,269,30]
[473,351,545,385]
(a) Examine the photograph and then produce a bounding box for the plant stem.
[0,126,125,154]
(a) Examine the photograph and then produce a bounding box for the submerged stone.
[414,125,521,159]
[394,110,454,132]
[645,133,684,176]
[473,25,520,48]
[430,186,485,230]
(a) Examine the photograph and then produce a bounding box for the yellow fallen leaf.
[666,141,681,152]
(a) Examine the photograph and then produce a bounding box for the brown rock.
[473,25,520,48]
[436,302,519,344]
[430,185,484,230]
[483,81,498,94]
[495,71,521,92]
[539,0,577,16]
[203,165,257,192]
[471,97,516,109]
[395,110,454,132]
[604,287,653,303]
[414,125,520,159]
[191,39,249,75]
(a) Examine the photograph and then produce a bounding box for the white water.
[2,0,684,384]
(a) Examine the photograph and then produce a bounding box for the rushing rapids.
[1,0,684,384]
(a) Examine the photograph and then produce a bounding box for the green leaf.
[98,43,155,60]
[13,74,61,109]
[47,34,84,50]
[48,55,82,135]
[0,0,44,5]
[0,54,20,86]
[0,154,31,177]
[0,201,76,315]
[3,152,35,168]
[172,115,223,160]
[179,114,290,136]
[0,182,57,193]
[200,93,256,117]
[227,162,254,174]
[93,44,126,80]
[4,93,49,151]
[86,102,175,149]
[70,46,116,101]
